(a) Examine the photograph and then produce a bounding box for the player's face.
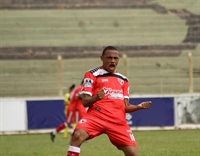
[101,49,119,74]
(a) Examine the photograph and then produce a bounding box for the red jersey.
[74,86,82,109]
[75,85,87,114]
[68,86,81,110]
[81,66,129,124]
[68,85,86,113]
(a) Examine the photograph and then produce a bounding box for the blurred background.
[0,0,199,97]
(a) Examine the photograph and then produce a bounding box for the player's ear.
[100,55,103,61]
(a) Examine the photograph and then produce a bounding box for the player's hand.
[95,89,105,100]
[138,101,152,109]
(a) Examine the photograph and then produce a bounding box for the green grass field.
[0,129,199,156]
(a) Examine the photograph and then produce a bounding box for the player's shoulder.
[87,67,100,73]
[75,85,82,91]
[86,66,106,76]
[115,72,129,82]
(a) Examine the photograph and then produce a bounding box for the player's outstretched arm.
[82,90,105,107]
[124,99,152,113]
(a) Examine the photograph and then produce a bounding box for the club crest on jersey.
[83,78,93,88]
[118,78,124,86]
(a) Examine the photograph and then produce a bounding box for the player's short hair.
[102,46,118,56]
[69,84,75,91]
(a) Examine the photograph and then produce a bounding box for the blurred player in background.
[64,84,76,114]
[63,84,76,138]
[50,80,87,142]
[75,79,88,122]
[66,46,152,156]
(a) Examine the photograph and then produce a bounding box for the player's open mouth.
[109,64,115,69]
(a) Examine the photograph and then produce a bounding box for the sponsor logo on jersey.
[83,78,93,88]
[103,87,124,99]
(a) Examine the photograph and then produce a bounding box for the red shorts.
[77,108,87,119]
[75,114,137,148]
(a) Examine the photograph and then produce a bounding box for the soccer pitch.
[0,129,199,156]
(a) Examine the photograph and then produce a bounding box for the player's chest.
[95,76,124,89]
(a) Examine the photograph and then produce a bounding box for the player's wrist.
[93,95,100,101]
[137,104,143,109]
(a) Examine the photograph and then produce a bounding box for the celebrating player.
[66,46,152,156]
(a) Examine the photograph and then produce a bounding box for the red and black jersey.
[81,66,129,123]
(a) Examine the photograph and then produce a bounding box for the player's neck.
[101,66,116,74]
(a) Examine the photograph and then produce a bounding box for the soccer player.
[50,81,87,142]
[64,84,76,115]
[63,84,76,138]
[66,46,152,156]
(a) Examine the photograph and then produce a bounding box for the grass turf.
[0,129,199,156]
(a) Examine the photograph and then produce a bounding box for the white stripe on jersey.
[89,67,128,81]
[115,72,129,81]
[81,91,92,96]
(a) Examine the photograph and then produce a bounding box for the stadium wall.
[0,94,199,135]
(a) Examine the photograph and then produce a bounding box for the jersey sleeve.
[123,80,129,99]
[81,71,96,96]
